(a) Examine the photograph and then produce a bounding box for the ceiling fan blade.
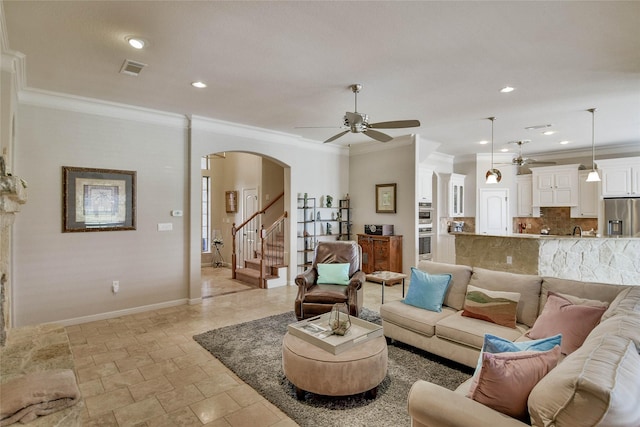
[295,126,344,129]
[364,129,393,142]
[369,119,421,129]
[323,130,349,143]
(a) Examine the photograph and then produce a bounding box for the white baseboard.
[51,299,189,327]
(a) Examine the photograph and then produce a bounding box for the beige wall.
[13,98,189,326]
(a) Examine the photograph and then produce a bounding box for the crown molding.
[19,88,188,128]
[190,115,348,154]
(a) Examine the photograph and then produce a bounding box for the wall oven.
[418,202,433,260]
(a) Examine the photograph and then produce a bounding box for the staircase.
[235,232,287,287]
[232,192,288,289]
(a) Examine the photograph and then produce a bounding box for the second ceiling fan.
[502,140,557,169]
[324,84,421,143]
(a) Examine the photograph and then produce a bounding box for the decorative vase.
[329,303,351,336]
[326,195,333,208]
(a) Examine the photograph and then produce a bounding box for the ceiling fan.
[502,140,557,169]
[322,84,421,143]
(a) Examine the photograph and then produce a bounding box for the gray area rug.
[193,309,473,427]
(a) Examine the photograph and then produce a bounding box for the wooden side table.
[365,271,407,304]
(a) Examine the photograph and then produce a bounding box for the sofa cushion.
[526,292,606,355]
[539,277,623,315]
[468,346,561,420]
[588,311,640,348]
[601,286,640,321]
[528,334,640,427]
[380,300,456,338]
[403,267,451,312]
[462,285,520,328]
[417,261,472,311]
[468,267,541,327]
[317,263,350,285]
[436,311,526,350]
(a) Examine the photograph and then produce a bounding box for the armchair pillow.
[402,267,452,312]
[317,263,350,285]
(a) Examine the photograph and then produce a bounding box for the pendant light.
[485,117,500,184]
[586,108,601,182]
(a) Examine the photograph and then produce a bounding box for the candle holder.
[329,303,351,336]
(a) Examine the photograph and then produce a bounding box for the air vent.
[119,59,147,76]
[524,124,552,130]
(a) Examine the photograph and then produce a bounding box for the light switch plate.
[158,223,173,231]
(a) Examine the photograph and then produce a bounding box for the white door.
[242,188,259,262]
[478,188,509,235]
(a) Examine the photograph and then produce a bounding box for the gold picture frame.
[225,190,238,213]
[62,166,136,232]
[376,183,397,213]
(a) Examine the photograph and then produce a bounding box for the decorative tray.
[287,312,383,355]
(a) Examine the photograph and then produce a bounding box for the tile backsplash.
[513,207,598,236]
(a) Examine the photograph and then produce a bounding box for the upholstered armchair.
[294,240,365,320]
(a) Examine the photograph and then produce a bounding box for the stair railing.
[231,192,285,282]
[258,211,288,288]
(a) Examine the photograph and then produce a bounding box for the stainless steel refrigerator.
[604,198,640,237]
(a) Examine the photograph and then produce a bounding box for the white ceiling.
[3,1,640,157]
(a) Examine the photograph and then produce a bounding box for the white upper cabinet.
[419,167,433,202]
[531,165,580,207]
[516,175,533,216]
[448,173,465,217]
[570,170,600,218]
[597,157,640,197]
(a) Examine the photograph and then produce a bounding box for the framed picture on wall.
[376,183,397,213]
[62,166,136,232]
[225,190,238,213]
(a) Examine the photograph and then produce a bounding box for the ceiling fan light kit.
[586,108,601,182]
[323,84,421,144]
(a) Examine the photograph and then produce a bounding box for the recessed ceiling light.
[191,81,207,89]
[479,140,489,145]
[126,37,145,49]
[500,86,515,93]
[542,130,556,136]
[559,140,570,145]
[500,148,509,152]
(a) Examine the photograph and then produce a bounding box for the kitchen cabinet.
[447,173,466,217]
[357,234,403,274]
[571,170,600,218]
[597,157,640,197]
[419,167,433,202]
[531,165,579,207]
[516,174,533,216]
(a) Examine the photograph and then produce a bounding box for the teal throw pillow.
[317,263,350,285]
[402,267,452,312]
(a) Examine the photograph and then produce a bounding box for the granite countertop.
[449,232,640,240]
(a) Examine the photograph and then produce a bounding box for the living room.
[1,2,639,426]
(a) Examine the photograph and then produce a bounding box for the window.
[201,156,211,253]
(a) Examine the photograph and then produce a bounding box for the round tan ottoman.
[282,332,388,399]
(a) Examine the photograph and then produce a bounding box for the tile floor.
[70,267,406,426]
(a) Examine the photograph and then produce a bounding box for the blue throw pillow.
[472,333,563,375]
[402,267,452,312]
[317,263,350,285]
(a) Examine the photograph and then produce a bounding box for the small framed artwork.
[225,190,238,213]
[62,166,136,232]
[376,183,397,213]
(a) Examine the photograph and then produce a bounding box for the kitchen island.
[453,232,640,285]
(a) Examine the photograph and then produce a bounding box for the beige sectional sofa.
[380,260,640,426]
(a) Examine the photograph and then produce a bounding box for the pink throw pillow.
[526,292,606,355]
[468,346,561,420]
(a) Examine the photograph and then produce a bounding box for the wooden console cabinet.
[357,234,403,274]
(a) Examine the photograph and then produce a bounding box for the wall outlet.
[112,280,119,294]
[506,256,513,265]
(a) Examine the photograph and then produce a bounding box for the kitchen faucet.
[572,226,582,237]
